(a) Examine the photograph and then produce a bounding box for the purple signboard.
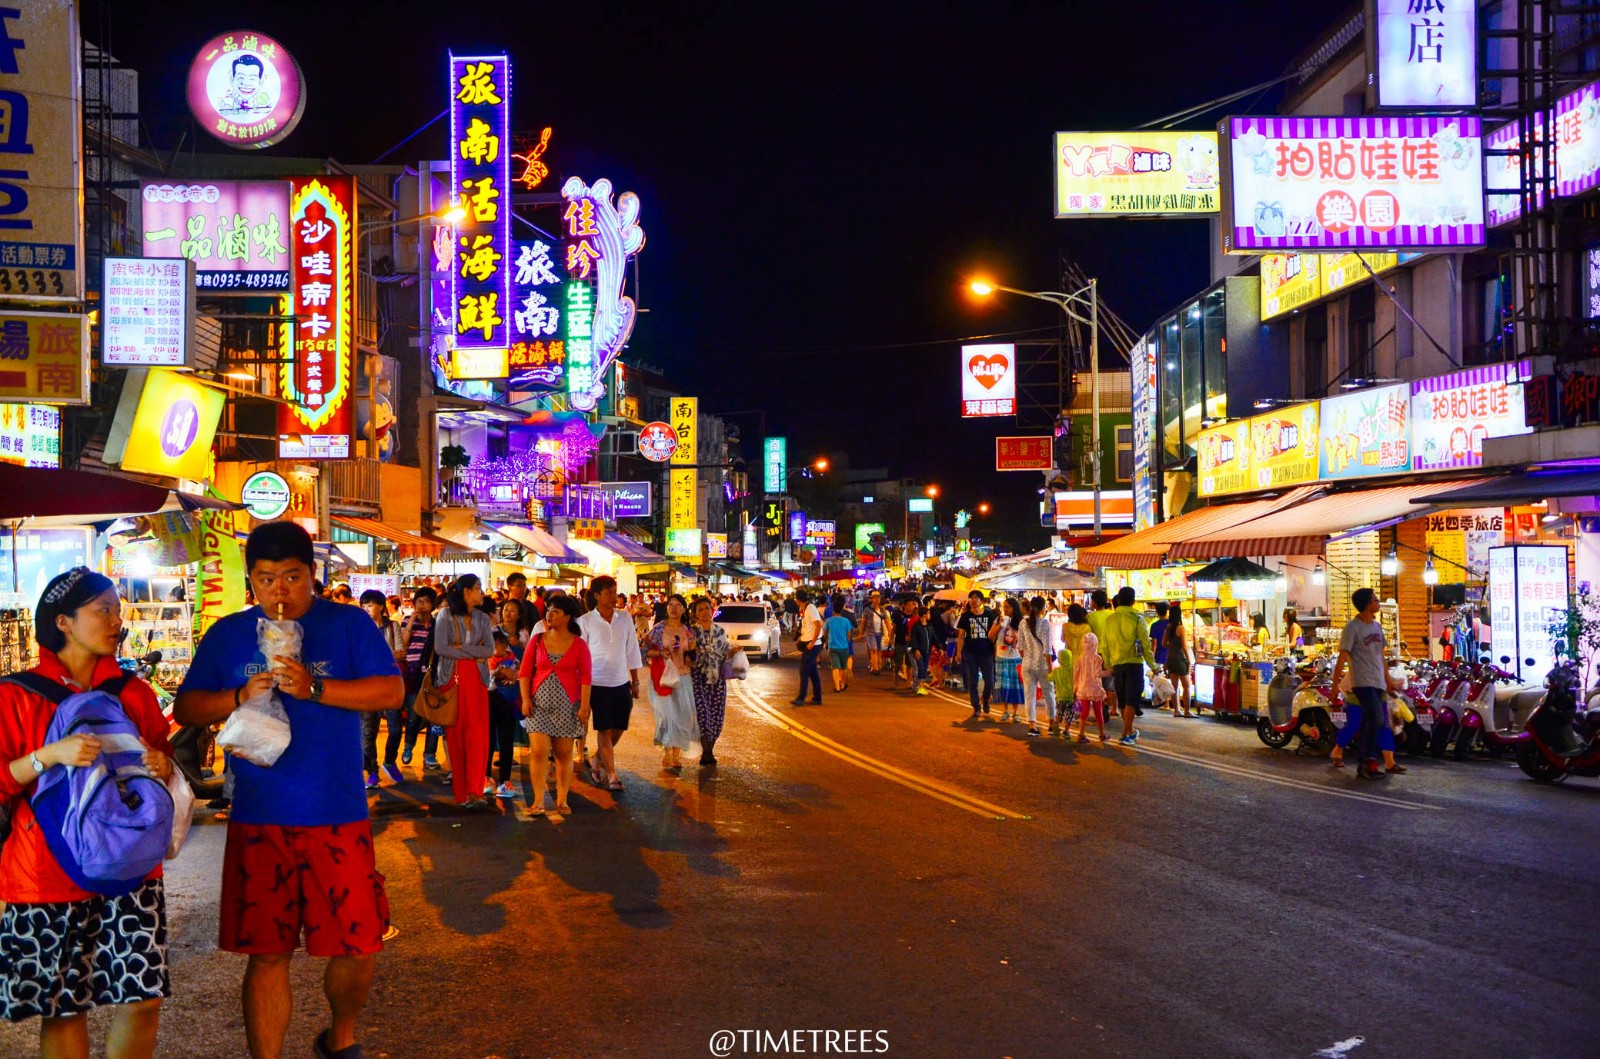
[1223,116,1484,252]
[597,481,652,518]
[1411,360,1532,472]
[449,54,513,352]
[1484,115,1546,228]
[140,181,290,290]
[1556,80,1600,199]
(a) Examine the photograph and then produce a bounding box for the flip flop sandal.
[526,805,547,816]
[607,779,624,791]
[1330,759,1347,769]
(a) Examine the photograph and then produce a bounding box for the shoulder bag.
[415,615,465,727]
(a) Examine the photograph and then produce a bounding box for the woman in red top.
[517,595,592,817]
[0,567,175,1058]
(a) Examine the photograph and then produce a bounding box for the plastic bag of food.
[217,617,300,767]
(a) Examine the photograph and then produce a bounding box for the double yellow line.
[731,684,1031,821]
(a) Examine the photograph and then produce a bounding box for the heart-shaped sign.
[968,353,1009,390]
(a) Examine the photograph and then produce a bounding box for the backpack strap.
[2,672,73,705]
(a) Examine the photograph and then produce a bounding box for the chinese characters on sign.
[961,344,1017,417]
[665,528,702,559]
[1318,382,1411,479]
[507,240,565,390]
[1196,405,1321,498]
[1490,545,1570,685]
[450,54,512,353]
[140,182,291,290]
[1373,0,1477,109]
[1223,116,1484,252]
[706,533,728,559]
[0,1,83,300]
[107,368,224,481]
[804,520,837,547]
[0,311,88,404]
[102,259,196,366]
[185,30,306,149]
[0,404,59,468]
[560,176,645,410]
[637,421,678,463]
[763,437,787,494]
[670,397,698,530]
[277,176,355,458]
[994,436,1053,472]
[1410,361,1532,472]
[1130,337,1158,531]
[1555,80,1600,199]
[1054,132,1219,216]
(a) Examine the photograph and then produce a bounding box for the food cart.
[1186,557,1282,720]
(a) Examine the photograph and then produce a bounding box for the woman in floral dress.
[645,594,699,769]
[689,597,731,766]
[994,596,1026,722]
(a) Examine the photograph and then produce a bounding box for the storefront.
[569,531,670,596]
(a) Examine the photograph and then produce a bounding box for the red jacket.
[518,634,592,706]
[0,650,174,903]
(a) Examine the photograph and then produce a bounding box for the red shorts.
[219,820,389,958]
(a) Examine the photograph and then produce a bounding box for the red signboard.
[995,435,1052,471]
[277,176,355,458]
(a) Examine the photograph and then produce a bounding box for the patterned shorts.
[0,877,169,1022]
[219,820,389,958]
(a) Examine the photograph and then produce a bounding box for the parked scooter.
[1384,664,1433,757]
[1516,660,1600,783]
[1451,656,1539,760]
[1258,655,1339,756]
[1427,658,1477,759]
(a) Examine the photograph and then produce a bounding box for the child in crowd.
[1071,604,1107,744]
[1049,642,1077,738]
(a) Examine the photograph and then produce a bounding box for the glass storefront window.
[1202,287,1227,424]
[1159,317,1183,463]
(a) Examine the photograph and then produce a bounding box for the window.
[1114,425,1134,482]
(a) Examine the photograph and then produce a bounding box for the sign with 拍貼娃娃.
[1410,360,1532,472]
[1318,382,1411,479]
[277,176,355,459]
[0,404,59,468]
[1372,0,1477,109]
[186,30,305,149]
[764,436,787,493]
[961,343,1016,417]
[451,53,512,354]
[103,258,196,367]
[0,311,89,405]
[1054,132,1219,217]
[139,181,292,291]
[561,176,645,410]
[0,1,83,303]
[104,368,225,481]
[1222,115,1484,252]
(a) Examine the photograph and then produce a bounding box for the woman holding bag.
[434,575,495,808]
[688,597,731,766]
[644,595,699,770]
[517,595,591,816]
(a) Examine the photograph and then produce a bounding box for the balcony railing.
[325,458,382,510]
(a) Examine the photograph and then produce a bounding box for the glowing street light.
[813,457,830,473]
[925,484,941,498]
[977,501,991,515]
[969,280,996,296]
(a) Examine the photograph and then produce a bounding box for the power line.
[642,325,1064,361]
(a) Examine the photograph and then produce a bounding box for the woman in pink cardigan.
[517,596,592,816]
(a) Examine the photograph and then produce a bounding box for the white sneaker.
[494,782,519,799]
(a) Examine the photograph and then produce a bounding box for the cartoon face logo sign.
[187,31,307,149]
[637,421,679,463]
[160,400,201,459]
[967,351,1010,390]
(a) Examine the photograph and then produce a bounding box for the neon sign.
[513,127,553,189]
[449,53,512,354]
[561,176,645,410]
[508,240,565,390]
[277,176,354,458]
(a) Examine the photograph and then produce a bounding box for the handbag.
[723,649,751,680]
[414,616,465,727]
[658,658,682,689]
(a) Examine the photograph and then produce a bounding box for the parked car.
[714,602,782,662]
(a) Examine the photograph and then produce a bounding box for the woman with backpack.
[0,567,175,1057]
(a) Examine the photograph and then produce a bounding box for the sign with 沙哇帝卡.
[1372,0,1477,109]
[0,404,60,469]
[961,343,1016,417]
[0,0,83,303]
[1222,115,1485,252]
[1054,131,1220,217]
[764,437,787,493]
[0,310,89,405]
[1318,382,1410,479]
[103,259,197,367]
[139,181,292,291]
[561,176,645,411]
[186,30,306,149]
[1410,360,1532,472]
[451,53,512,356]
[277,176,355,459]
[507,240,564,390]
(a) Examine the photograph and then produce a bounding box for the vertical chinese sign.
[0,1,83,302]
[669,396,698,551]
[763,436,787,494]
[1372,0,1477,109]
[561,176,645,411]
[277,176,355,458]
[449,53,511,374]
[1130,336,1158,531]
[507,240,565,390]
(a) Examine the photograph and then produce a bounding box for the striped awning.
[491,523,585,564]
[1076,487,1319,569]
[1181,478,1492,558]
[330,516,443,559]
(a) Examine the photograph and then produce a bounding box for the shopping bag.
[165,770,195,859]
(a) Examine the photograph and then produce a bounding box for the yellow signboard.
[0,311,89,405]
[1197,402,1319,497]
[449,345,510,380]
[1104,565,1201,602]
[1196,419,1250,498]
[669,396,697,529]
[1425,529,1468,585]
[1322,252,1398,297]
[110,368,225,481]
[1053,132,1220,217]
[1260,254,1321,321]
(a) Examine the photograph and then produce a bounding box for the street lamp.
[360,203,466,235]
[778,458,830,573]
[969,276,1103,536]
[976,501,991,516]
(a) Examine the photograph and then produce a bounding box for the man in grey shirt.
[1330,587,1388,779]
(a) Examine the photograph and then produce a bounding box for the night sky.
[98,0,1352,546]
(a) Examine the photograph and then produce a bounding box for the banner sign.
[1196,419,1251,497]
[1484,116,1545,228]
[139,181,291,291]
[1372,0,1477,109]
[665,527,702,558]
[597,481,652,518]
[1194,403,1318,497]
[1131,336,1158,531]
[1318,382,1411,479]
[1222,115,1484,252]
[1054,131,1220,217]
[450,53,513,354]
[1489,544,1569,685]
[0,310,88,404]
[0,0,83,302]
[186,30,306,149]
[560,176,644,410]
[106,368,224,481]
[507,240,565,390]
[961,343,1016,417]
[348,573,400,599]
[1556,80,1600,198]
[669,396,697,530]
[195,508,246,644]
[764,436,787,493]
[995,435,1053,471]
[103,258,196,366]
[706,532,728,559]
[0,404,59,468]
[277,176,355,458]
[1410,360,1532,472]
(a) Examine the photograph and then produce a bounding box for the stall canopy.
[491,523,585,565]
[418,531,487,561]
[1076,486,1319,569]
[330,516,443,559]
[1186,557,1278,583]
[596,531,669,574]
[977,563,1097,592]
[1411,468,1600,507]
[1182,478,1491,558]
[0,465,181,522]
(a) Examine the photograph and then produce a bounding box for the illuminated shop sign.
[1053,131,1219,217]
[561,176,645,410]
[186,30,306,149]
[450,53,512,354]
[1372,0,1477,109]
[1318,383,1410,479]
[102,258,196,366]
[961,343,1016,417]
[1410,360,1532,472]
[277,176,355,459]
[764,437,787,493]
[507,240,565,390]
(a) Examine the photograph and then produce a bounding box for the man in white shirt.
[576,575,644,790]
[791,589,824,706]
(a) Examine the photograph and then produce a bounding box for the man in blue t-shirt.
[176,522,402,1059]
[824,598,856,692]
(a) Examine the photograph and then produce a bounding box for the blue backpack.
[4,672,174,896]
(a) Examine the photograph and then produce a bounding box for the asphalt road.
[7,651,1599,1059]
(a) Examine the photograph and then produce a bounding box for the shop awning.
[1182,478,1492,558]
[599,531,668,565]
[0,465,179,522]
[491,523,586,565]
[330,516,443,559]
[1076,487,1318,569]
[1410,468,1600,507]
[712,562,765,579]
[417,531,487,561]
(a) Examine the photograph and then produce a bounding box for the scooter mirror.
[1525,658,1536,668]
[1501,656,1511,665]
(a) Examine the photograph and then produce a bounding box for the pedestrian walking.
[1164,602,1194,717]
[518,595,591,816]
[435,574,496,807]
[359,589,405,789]
[688,597,730,765]
[645,595,699,769]
[1071,605,1108,743]
[994,598,1026,722]
[1149,601,1171,672]
[909,601,933,695]
[1086,588,1117,717]
[792,590,824,705]
[825,598,855,692]
[0,568,176,1058]
[1329,588,1403,779]
[174,522,403,1059]
[577,576,644,793]
[396,587,442,771]
[954,590,999,719]
[1018,596,1056,737]
[485,599,535,800]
